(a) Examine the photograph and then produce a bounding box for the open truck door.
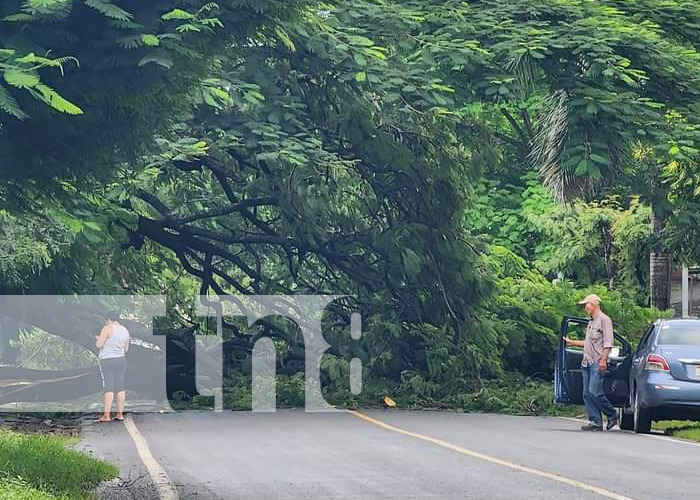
[555,316,632,407]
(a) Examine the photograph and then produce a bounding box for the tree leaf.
[589,153,608,165]
[162,9,194,20]
[141,34,160,46]
[353,52,367,67]
[574,159,588,176]
[3,13,34,22]
[4,70,39,89]
[83,0,132,21]
[83,221,102,231]
[31,83,83,115]
[347,35,375,47]
[0,83,27,119]
[138,52,174,69]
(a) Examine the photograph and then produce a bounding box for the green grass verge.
[652,420,700,443]
[0,474,72,500]
[0,430,118,500]
[671,428,700,441]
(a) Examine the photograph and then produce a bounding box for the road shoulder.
[77,415,160,500]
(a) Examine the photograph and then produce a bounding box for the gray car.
[555,316,700,433]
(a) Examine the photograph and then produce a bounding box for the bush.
[462,376,580,416]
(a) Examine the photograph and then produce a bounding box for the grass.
[0,474,72,500]
[673,428,700,441]
[0,430,118,500]
[652,420,700,442]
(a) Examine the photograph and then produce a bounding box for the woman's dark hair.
[104,310,121,322]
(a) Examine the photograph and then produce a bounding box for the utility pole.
[682,265,689,318]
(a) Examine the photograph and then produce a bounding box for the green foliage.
[0,210,72,287]
[83,0,131,21]
[523,194,652,295]
[0,474,67,500]
[653,421,700,443]
[0,0,316,184]
[335,371,578,416]
[2,0,695,413]
[0,430,118,499]
[461,0,700,198]
[452,0,700,265]
[484,245,668,377]
[0,49,81,119]
[12,328,94,370]
[117,0,499,395]
[462,376,579,416]
[465,171,652,300]
[179,368,573,416]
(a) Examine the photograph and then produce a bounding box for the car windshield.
[657,324,700,345]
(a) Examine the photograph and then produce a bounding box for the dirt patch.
[0,413,83,437]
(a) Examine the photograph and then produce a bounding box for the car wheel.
[633,387,651,434]
[619,407,634,431]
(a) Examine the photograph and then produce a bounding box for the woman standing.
[95,311,130,422]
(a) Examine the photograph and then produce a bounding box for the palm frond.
[530,90,597,204]
[506,52,538,102]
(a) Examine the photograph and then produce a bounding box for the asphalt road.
[78,410,700,500]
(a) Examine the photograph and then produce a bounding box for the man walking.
[565,294,619,431]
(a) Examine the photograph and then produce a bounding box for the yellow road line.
[123,416,180,500]
[347,410,639,500]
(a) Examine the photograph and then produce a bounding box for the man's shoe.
[606,415,620,431]
[581,422,603,431]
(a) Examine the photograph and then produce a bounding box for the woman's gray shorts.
[99,357,127,393]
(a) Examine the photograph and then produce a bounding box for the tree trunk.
[599,220,616,290]
[0,315,20,364]
[650,209,672,310]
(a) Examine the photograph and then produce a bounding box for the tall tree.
[1,0,499,402]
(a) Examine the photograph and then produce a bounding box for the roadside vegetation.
[653,421,700,443]
[1,1,699,417]
[0,430,118,500]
